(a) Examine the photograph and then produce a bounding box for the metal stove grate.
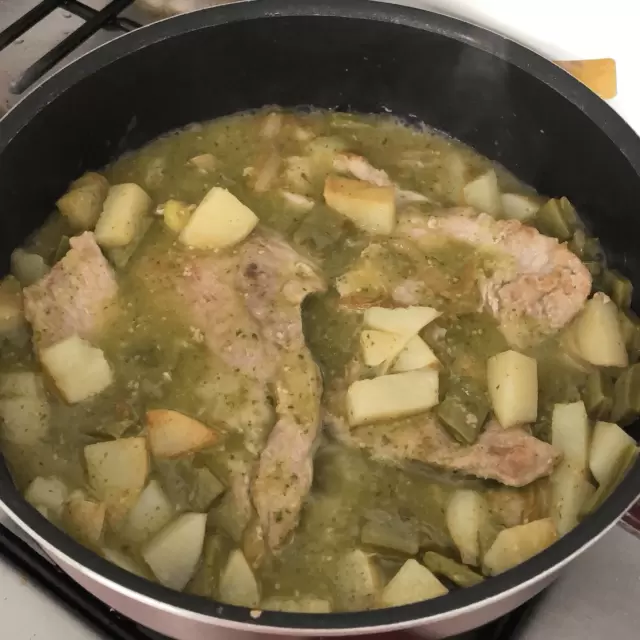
[0,0,140,95]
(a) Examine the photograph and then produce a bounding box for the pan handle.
[620,502,640,538]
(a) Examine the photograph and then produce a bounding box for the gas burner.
[0,0,138,95]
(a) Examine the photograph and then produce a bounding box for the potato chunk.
[364,306,440,336]
[64,491,106,544]
[25,476,69,518]
[335,549,381,611]
[391,335,440,372]
[551,461,594,535]
[40,335,113,404]
[56,172,109,231]
[446,489,488,566]
[145,409,219,458]
[122,479,174,543]
[179,187,258,250]
[324,176,396,235]
[589,420,636,487]
[360,330,404,367]
[143,513,207,591]
[551,401,590,472]
[487,350,538,428]
[463,169,501,217]
[84,437,149,523]
[575,293,628,367]
[482,518,557,575]
[501,193,539,221]
[0,372,50,445]
[162,199,194,233]
[102,548,145,577]
[94,183,152,248]
[381,559,448,608]
[347,370,439,426]
[219,549,260,607]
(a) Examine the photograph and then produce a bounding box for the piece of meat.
[429,422,560,487]
[396,209,592,345]
[237,236,325,550]
[326,382,559,487]
[132,228,326,552]
[180,253,277,383]
[356,419,558,487]
[237,232,325,351]
[23,232,118,349]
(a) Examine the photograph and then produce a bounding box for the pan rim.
[1,0,640,631]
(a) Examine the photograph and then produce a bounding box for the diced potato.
[25,476,69,518]
[94,183,152,249]
[391,335,440,372]
[500,193,540,222]
[463,169,501,217]
[219,549,261,607]
[188,153,217,173]
[559,324,594,374]
[106,217,152,269]
[440,153,468,204]
[335,549,381,611]
[551,461,594,535]
[162,199,194,233]
[179,187,258,250]
[360,330,404,367]
[381,559,448,608]
[575,293,628,368]
[347,370,439,426]
[145,409,219,458]
[324,176,396,235]
[56,172,109,230]
[121,479,173,543]
[11,249,49,287]
[487,350,538,428]
[0,277,24,336]
[589,420,636,487]
[84,437,149,523]
[102,548,145,577]
[40,335,113,404]
[582,444,638,515]
[364,306,440,336]
[64,491,106,544]
[551,401,590,472]
[0,372,50,445]
[261,596,332,613]
[446,490,488,566]
[143,513,207,591]
[482,518,557,576]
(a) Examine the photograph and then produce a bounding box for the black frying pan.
[0,1,638,637]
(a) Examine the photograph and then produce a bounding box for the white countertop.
[1,0,640,638]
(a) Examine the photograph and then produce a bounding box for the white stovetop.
[1,1,640,638]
